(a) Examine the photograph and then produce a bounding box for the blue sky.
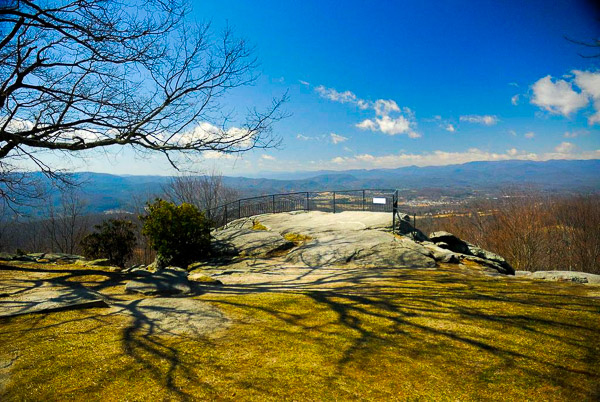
[67,0,600,176]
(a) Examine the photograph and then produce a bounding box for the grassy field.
[1,262,599,401]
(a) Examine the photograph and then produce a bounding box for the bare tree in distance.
[0,0,287,205]
[43,186,89,254]
[164,168,240,211]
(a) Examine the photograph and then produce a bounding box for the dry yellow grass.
[283,232,313,245]
[251,220,268,231]
[0,261,599,401]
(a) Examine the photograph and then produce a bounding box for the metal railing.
[206,189,399,229]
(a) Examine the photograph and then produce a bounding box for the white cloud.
[202,150,235,160]
[574,70,600,98]
[511,95,519,106]
[376,115,411,135]
[179,122,255,150]
[0,117,113,143]
[573,70,600,125]
[357,106,419,138]
[374,99,400,116]
[330,133,348,144]
[445,124,455,132]
[509,130,517,136]
[524,132,535,139]
[261,154,276,160]
[459,115,499,125]
[356,119,377,131]
[564,129,588,138]
[326,147,600,170]
[555,141,575,153]
[531,75,588,116]
[314,84,421,136]
[297,134,311,140]
[314,85,371,110]
[299,80,310,86]
[315,85,357,104]
[357,114,419,137]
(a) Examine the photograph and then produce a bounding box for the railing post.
[413,213,416,239]
[333,191,336,214]
[306,192,309,211]
[362,190,365,211]
[392,190,398,234]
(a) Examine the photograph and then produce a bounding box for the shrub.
[80,219,137,267]
[140,199,211,268]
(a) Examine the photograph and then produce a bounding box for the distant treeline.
[2,179,599,274]
[418,193,600,274]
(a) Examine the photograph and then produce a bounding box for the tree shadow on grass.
[1,262,599,399]
[0,263,216,400]
[204,266,600,398]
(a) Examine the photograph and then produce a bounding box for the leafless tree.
[126,190,159,265]
[0,0,286,205]
[164,168,239,211]
[43,186,88,254]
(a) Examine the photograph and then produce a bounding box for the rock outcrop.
[396,213,429,242]
[0,252,84,264]
[516,270,600,284]
[428,231,514,275]
[285,230,436,268]
[212,227,295,257]
[428,232,471,254]
[210,211,517,275]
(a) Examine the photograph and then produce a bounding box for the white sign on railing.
[372,197,386,205]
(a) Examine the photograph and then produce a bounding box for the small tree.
[140,199,211,268]
[80,219,137,268]
[164,168,240,212]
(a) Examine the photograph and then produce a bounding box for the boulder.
[428,232,515,275]
[26,253,45,259]
[213,227,294,258]
[396,216,428,242]
[0,252,18,261]
[464,243,514,275]
[530,271,600,285]
[76,258,113,267]
[128,267,153,277]
[421,242,461,264]
[461,255,513,276]
[125,266,191,295]
[428,231,470,254]
[13,255,36,262]
[42,253,84,262]
[188,272,224,285]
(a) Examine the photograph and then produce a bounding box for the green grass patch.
[283,232,313,245]
[1,263,599,400]
[252,220,268,231]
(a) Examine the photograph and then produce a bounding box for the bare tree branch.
[0,0,287,206]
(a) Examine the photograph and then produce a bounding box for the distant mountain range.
[42,159,600,213]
